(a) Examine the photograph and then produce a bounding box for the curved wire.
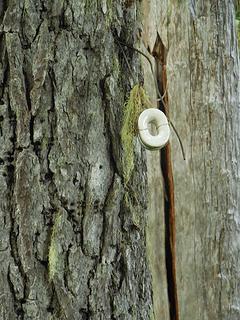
[117,39,186,160]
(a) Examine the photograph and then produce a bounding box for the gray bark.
[143,1,240,320]
[0,1,153,319]
[1,1,239,320]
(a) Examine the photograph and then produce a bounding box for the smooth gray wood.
[143,1,240,319]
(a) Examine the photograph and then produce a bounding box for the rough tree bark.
[1,1,239,320]
[0,1,153,319]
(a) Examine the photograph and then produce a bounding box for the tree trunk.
[143,1,240,320]
[1,1,239,320]
[0,1,153,319]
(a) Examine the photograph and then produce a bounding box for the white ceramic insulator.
[138,108,170,150]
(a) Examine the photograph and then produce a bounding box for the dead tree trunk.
[0,1,153,319]
[143,1,240,320]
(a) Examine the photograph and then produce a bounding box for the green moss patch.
[121,84,150,185]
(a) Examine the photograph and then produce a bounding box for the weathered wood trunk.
[0,1,153,319]
[144,1,240,320]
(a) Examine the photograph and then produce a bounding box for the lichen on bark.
[0,1,153,319]
[121,84,150,185]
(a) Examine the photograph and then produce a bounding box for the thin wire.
[117,39,186,160]
[118,41,135,82]
[117,39,164,105]
[169,120,186,160]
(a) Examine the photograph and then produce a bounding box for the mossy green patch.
[106,0,113,22]
[121,84,150,185]
[48,212,63,281]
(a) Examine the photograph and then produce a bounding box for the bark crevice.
[152,33,179,320]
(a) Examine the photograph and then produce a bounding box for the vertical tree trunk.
[0,1,153,319]
[1,1,239,320]
[143,1,240,320]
